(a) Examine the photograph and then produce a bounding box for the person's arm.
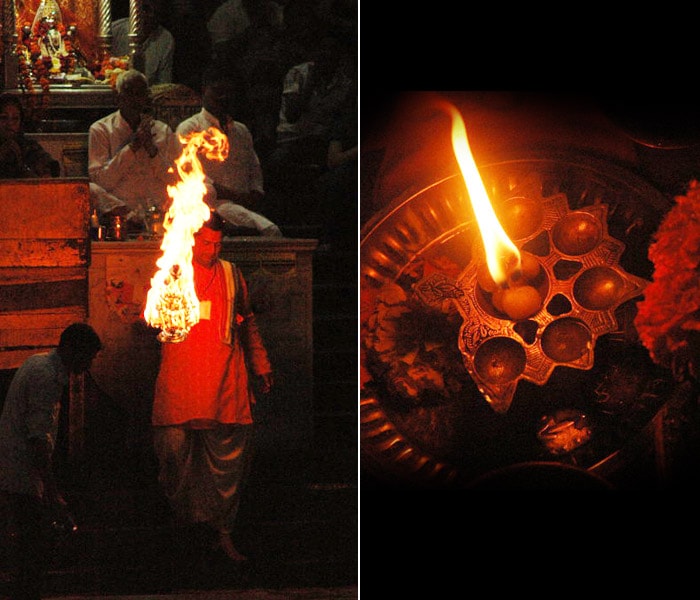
[0,136,26,177]
[135,114,159,158]
[214,123,264,206]
[89,182,128,218]
[24,369,66,507]
[88,120,139,191]
[174,117,201,144]
[244,124,265,198]
[27,436,65,506]
[327,139,357,169]
[280,65,307,124]
[145,121,181,186]
[143,28,175,86]
[22,137,61,177]
[235,266,272,390]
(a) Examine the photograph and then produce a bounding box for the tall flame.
[445,103,520,284]
[143,127,229,342]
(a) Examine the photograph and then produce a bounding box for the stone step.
[0,483,357,597]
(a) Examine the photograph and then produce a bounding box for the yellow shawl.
[220,259,236,345]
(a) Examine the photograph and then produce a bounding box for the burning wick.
[443,102,544,321]
[476,250,543,320]
[143,127,229,342]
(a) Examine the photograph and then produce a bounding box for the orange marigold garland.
[634,179,700,380]
[361,256,471,404]
[15,17,82,91]
[17,21,51,94]
[15,10,127,88]
[92,55,129,86]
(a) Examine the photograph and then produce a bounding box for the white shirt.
[111,18,175,86]
[176,108,264,196]
[88,110,183,215]
[0,350,66,497]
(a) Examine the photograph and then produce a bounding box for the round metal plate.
[360,150,675,488]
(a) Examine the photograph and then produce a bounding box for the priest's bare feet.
[218,531,247,562]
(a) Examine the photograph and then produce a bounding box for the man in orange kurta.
[151,210,273,562]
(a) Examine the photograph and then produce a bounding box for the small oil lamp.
[432,104,649,412]
[447,103,547,322]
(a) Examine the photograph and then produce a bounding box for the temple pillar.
[97,0,112,58]
[127,0,142,70]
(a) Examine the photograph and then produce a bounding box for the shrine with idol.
[0,0,155,132]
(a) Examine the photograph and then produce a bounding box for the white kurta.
[88,110,183,216]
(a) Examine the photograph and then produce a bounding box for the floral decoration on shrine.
[15,0,131,95]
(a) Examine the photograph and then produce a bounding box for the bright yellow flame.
[143,127,229,342]
[445,103,520,284]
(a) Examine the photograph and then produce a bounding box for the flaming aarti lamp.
[143,126,229,343]
[147,264,200,343]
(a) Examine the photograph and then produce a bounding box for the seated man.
[88,69,187,231]
[263,33,354,226]
[176,64,282,237]
[268,34,355,182]
[111,0,174,86]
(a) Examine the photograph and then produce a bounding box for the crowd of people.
[0,0,357,249]
[108,0,359,248]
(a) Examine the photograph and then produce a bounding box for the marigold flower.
[634,180,700,378]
